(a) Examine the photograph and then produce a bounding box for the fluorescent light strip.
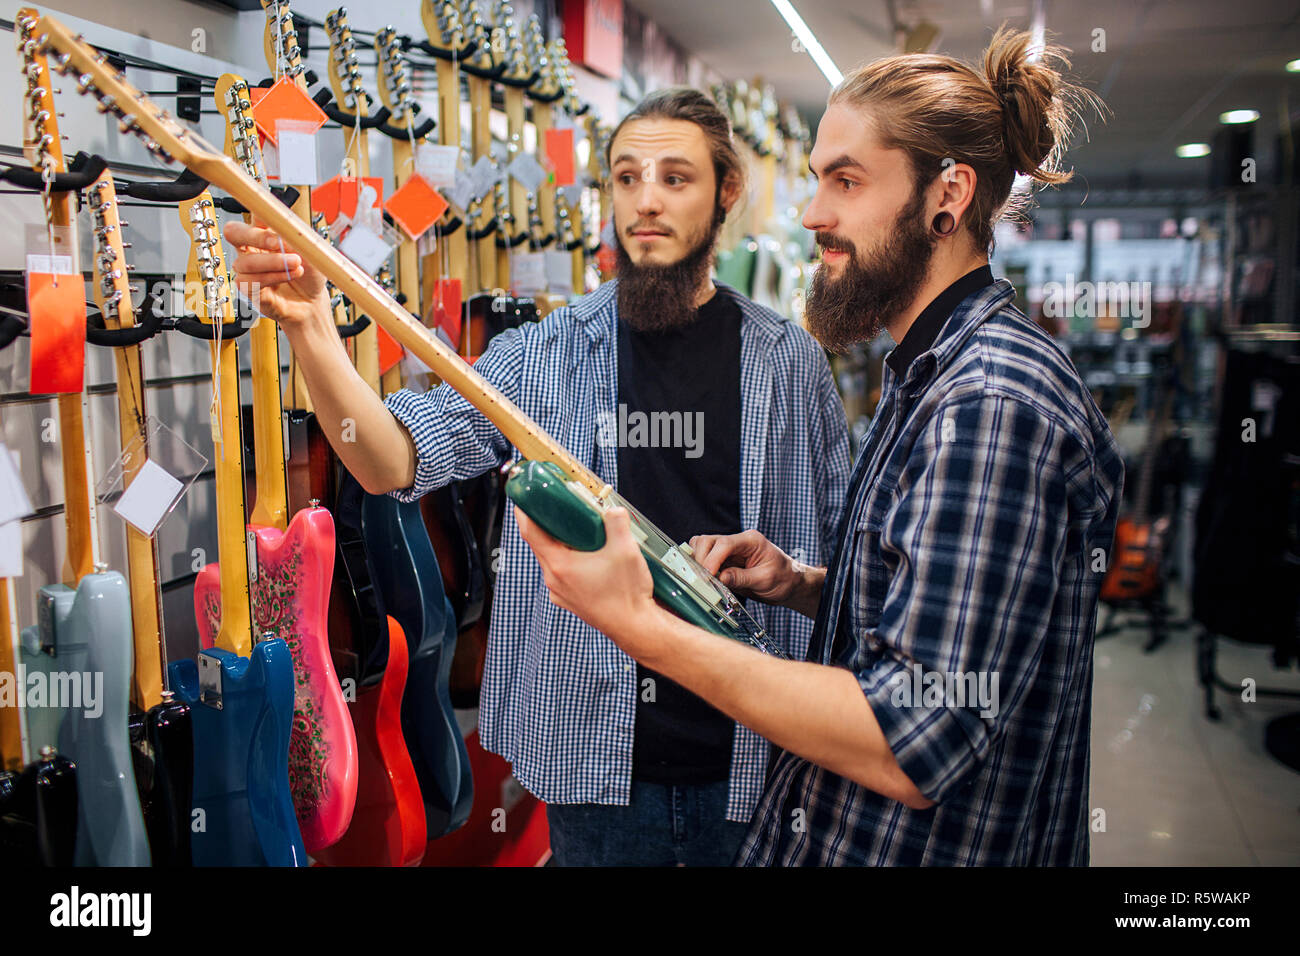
[769,0,843,86]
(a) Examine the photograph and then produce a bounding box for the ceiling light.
[1219,109,1260,124]
[1287,59,1300,72]
[769,0,843,86]
[1176,143,1211,158]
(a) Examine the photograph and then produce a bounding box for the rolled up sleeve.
[858,395,1072,803]
[381,326,526,502]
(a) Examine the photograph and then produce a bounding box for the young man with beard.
[516,28,1125,866]
[221,88,850,866]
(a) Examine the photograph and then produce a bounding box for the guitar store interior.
[0,0,1296,873]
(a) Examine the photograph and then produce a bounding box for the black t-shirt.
[617,285,743,784]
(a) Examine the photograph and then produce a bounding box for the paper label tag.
[112,457,184,536]
[562,184,586,210]
[276,120,320,186]
[428,278,463,345]
[252,76,328,145]
[469,155,502,199]
[385,173,448,240]
[25,254,74,275]
[512,251,548,295]
[339,223,395,275]
[545,250,574,296]
[313,175,384,224]
[27,269,86,394]
[0,444,34,527]
[446,169,477,213]
[508,152,547,193]
[544,128,576,186]
[415,143,459,187]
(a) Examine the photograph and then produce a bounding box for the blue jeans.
[546,780,748,866]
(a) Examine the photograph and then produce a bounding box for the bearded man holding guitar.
[224,88,849,866]
[519,30,1124,866]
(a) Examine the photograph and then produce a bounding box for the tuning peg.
[122,241,133,249]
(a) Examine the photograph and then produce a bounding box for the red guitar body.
[314,617,426,866]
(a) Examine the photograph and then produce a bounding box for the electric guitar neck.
[88,169,167,711]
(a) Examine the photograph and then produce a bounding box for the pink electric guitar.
[194,70,358,852]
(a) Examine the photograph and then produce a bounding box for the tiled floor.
[1089,593,1300,866]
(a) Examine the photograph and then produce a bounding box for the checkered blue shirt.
[737,279,1124,865]
[383,280,851,822]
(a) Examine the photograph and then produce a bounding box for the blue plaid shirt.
[383,280,850,822]
[737,279,1124,865]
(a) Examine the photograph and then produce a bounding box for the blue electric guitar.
[168,191,306,867]
[362,486,473,837]
[14,11,149,866]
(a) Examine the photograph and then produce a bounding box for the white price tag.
[339,223,394,275]
[0,445,33,527]
[446,169,477,212]
[562,184,585,209]
[512,251,548,295]
[0,517,20,577]
[469,155,500,198]
[415,143,459,187]
[277,127,319,185]
[545,251,573,296]
[25,254,75,275]
[113,457,184,535]
[508,152,547,193]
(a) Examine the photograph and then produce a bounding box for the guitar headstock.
[459,0,496,73]
[17,9,66,175]
[181,192,234,326]
[523,14,560,101]
[325,7,370,117]
[310,212,348,318]
[214,73,267,186]
[494,2,534,86]
[28,13,225,170]
[261,0,307,82]
[420,0,468,58]
[87,172,136,329]
[373,26,416,124]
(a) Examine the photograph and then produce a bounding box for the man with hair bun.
[518,28,1124,866]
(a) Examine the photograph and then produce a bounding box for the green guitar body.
[503,459,784,653]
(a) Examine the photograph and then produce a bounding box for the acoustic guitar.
[170,190,305,867]
[14,9,148,866]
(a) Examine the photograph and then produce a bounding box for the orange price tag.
[377,327,404,374]
[384,174,448,240]
[27,272,86,394]
[313,175,385,224]
[251,77,328,145]
[544,128,576,187]
[428,278,462,347]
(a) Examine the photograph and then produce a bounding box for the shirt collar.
[885,265,995,377]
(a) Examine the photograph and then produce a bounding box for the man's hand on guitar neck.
[223,216,418,497]
[689,530,826,620]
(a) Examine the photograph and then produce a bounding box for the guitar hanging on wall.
[32,11,792,662]
[170,189,306,867]
[14,8,149,867]
[206,65,358,855]
[86,168,193,867]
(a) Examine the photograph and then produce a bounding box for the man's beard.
[804,187,936,354]
[615,206,724,333]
